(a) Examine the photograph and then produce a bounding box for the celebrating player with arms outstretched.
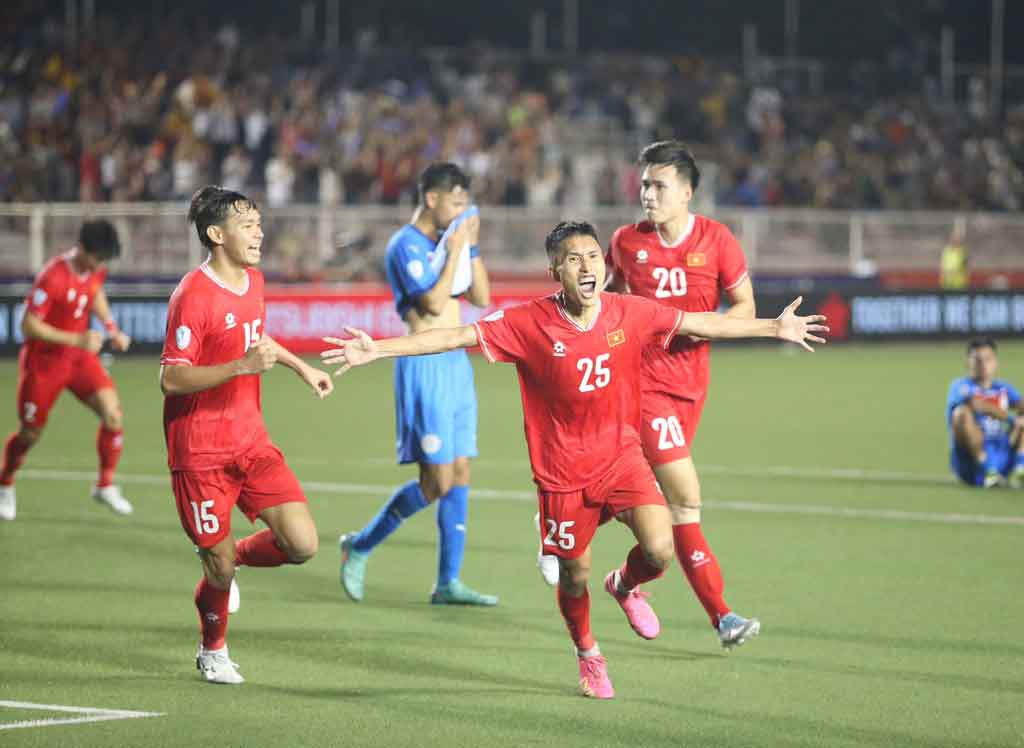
[161,186,333,684]
[0,220,133,521]
[323,221,826,699]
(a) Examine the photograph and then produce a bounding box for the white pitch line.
[18,469,1024,527]
[0,700,164,731]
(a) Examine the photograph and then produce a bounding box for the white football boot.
[196,646,244,684]
[0,484,15,521]
[92,484,133,515]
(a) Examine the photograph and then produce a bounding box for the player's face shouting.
[432,186,470,230]
[640,163,693,225]
[220,204,264,267]
[552,234,606,309]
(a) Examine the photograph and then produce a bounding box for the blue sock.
[351,480,429,553]
[436,484,469,586]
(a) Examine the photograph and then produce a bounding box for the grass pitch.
[1,342,1022,747]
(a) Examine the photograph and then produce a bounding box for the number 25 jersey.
[474,292,681,491]
[161,262,270,471]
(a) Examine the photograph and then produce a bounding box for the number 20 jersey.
[606,216,748,400]
[473,292,681,492]
[161,262,270,471]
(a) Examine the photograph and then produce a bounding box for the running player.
[947,337,1024,488]
[161,186,333,684]
[322,220,826,698]
[0,220,133,520]
[538,140,762,649]
[337,163,497,606]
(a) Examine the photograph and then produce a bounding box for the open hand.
[321,327,379,376]
[776,296,829,352]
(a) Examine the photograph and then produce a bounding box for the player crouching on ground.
[0,219,133,521]
[322,220,827,699]
[947,337,1024,488]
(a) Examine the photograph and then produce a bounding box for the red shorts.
[17,349,114,429]
[536,445,666,560]
[172,442,307,549]
[639,390,707,465]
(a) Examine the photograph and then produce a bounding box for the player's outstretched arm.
[265,336,333,399]
[160,338,277,396]
[678,296,829,352]
[321,324,478,377]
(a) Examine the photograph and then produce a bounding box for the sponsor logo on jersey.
[607,329,626,347]
[686,252,707,267]
[225,312,237,330]
[636,249,648,264]
[553,341,567,357]
[176,325,192,350]
[407,259,425,280]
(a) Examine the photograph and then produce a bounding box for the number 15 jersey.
[161,262,270,471]
[473,292,681,492]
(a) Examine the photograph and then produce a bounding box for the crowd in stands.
[2,4,1023,213]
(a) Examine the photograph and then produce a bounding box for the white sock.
[577,645,601,658]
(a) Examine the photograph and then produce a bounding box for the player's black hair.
[417,162,471,204]
[639,140,701,190]
[78,219,121,261]
[544,220,599,263]
[188,185,259,249]
[967,336,998,354]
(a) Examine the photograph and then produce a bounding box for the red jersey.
[161,262,270,471]
[23,249,108,360]
[607,215,748,400]
[474,292,682,491]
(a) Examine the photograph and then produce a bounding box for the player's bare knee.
[642,537,675,570]
[668,504,702,524]
[559,558,590,591]
[102,407,123,431]
[452,460,471,486]
[200,550,235,589]
[286,534,319,564]
[419,470,452,501]
[17,426,41,446]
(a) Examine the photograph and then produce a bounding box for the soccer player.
[541,140,763,649]
[0,220,134,521]
[337,163,497,606]
[322,220,826,698]
[947,337,1024,488]
[161,186,334,684]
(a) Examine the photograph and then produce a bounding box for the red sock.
[673,522,730,626]
[195,576,230,650]
[556,586,595,651]
[619,543,666,590]
[96,427,123,488]
[235,529,291,567]
[0,433,32,485]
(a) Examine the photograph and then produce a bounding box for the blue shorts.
[393,349,478,465]
[950,442,1012,486]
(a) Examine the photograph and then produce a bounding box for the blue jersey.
[385,224,443,319]
[946,377,1020,445]
[383,220,480,466]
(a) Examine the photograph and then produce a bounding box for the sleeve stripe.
[472,322,497,363]
[663,311,683,349]
[723,271,749,292]
[160,357,193,366]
